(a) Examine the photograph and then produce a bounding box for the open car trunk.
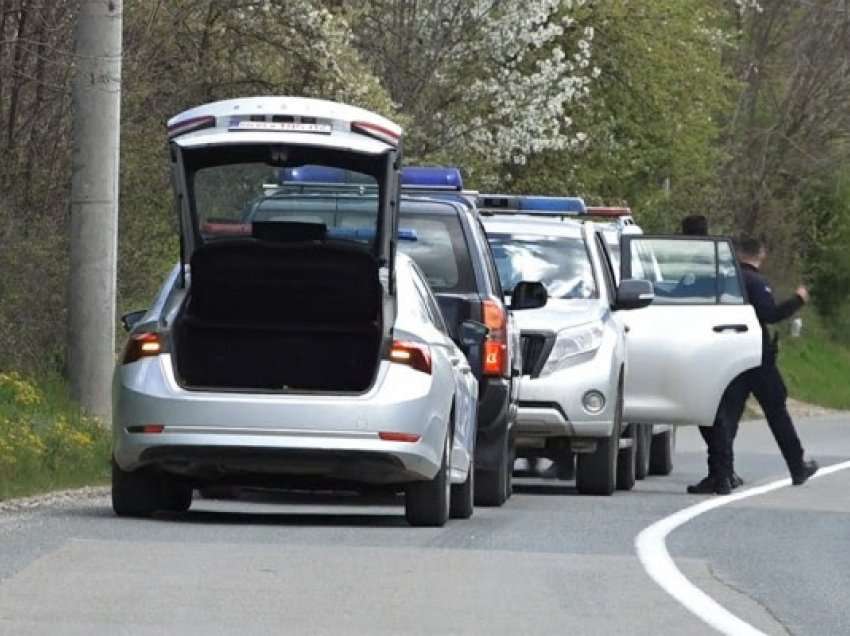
[173,240,383,393]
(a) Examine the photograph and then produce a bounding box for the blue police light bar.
[401,167,463,191]
[326,227,418,242]
[280,165,345,184]
[477,194,587,215]
[279,165,374,185]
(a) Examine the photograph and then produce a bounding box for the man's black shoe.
[714,477,732,495]
[687,475,714,494]
[791,459,819,486]
[731,472,744,489]
[687,476,731,495]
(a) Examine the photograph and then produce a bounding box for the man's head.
[736,236,767,267]
[681,214,709,236]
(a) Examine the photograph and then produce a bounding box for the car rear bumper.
[113,354,447,484]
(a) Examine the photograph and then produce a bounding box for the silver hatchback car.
[112,97,479,527]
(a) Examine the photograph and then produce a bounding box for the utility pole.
[68,0,122,422]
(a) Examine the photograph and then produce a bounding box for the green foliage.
[798,171,850,341]
[779,311,850,410]
[0,373,110,501]
[503,0,734,232]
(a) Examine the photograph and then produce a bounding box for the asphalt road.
[0,415,848,635]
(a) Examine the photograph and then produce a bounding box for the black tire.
[450,460,474,519]
[649,428,675,476]
[635,424,652,480]
[616,425,636,491]
[162,478,193,513]
[112,460,162,518]
[406,432,451,527]
[576,389,622,496]
[475,428,510,507]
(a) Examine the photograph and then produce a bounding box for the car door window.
[622,237,745,305]
[593,233,617,305]
[717,241,745,303]
[475,219,504,298]
[411,264,450,335]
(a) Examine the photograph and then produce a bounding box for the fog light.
[583,390,606,414]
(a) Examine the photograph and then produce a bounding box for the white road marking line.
[635,460,850,636]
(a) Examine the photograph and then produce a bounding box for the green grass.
[0,373,111,501]
[779,310,850,410]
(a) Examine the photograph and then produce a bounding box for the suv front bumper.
[515,351,619,445]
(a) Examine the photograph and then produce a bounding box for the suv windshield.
[488,233,597,300]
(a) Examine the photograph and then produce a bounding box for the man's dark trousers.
[705,363,805,477]
[700,375,747,479]
[744,363,805,474]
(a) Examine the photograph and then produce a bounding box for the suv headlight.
[539,321,604,376]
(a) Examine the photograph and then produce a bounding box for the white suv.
[481,197,762,495]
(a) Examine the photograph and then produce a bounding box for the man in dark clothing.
[680,215,745,492]
[681,214,709,236]
[690,237,818,494]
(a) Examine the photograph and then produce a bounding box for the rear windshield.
[397,210,476,294]
[185,147,385,247]
[488,233,597,300]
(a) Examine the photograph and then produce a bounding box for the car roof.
[400,194,468,216]
[481,214,585,239]
[599,222,643,244]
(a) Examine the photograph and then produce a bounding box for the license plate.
[231,121,332,134]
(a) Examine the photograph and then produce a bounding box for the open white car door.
[619,236,762,427]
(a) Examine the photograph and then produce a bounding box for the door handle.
[713,324,749,333]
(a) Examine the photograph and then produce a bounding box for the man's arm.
[747,278,805,325]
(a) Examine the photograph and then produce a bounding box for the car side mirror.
[615,279,654,310]
[121,309,148,333]
[510,281,548,310]
[458,320,488,354]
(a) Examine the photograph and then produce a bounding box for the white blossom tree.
[347,0,597,175]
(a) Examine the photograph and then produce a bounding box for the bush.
[800,172,850,343]
[0,372,110,500]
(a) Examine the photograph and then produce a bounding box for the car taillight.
[378,432,421,443]
[388,340,432,375]
[122,332,163,365]
[482,298,508,377]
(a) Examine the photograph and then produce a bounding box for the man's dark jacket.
[741,263,804,366]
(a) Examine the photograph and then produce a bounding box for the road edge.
[0,485,109,515]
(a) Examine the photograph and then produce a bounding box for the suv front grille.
[521,331,555,378]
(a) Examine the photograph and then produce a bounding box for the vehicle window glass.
[397,211,476,294]
[718,241,744,305]
[411,265,449,334]
[192,162,379,244]
[594,233,617,302]
[626,238,727,305]
[487,233,597,300]
[607,241,621,274]
[475,219,504,297]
